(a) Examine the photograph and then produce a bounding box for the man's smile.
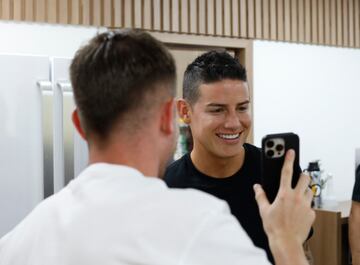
[216,133,241,140]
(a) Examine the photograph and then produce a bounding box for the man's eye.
[209,108,223,113]
[237,106,248,112]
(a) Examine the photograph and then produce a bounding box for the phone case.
[261,132,301,203]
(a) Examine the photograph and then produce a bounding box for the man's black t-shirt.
[164,143,274,264]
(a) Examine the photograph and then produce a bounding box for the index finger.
[253,184,270,217]
[279,149,295,189]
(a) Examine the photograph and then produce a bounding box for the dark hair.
[70,29,176,139]
[183,50,247,105]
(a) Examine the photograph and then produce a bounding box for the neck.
[190,145,245,178]
[88,133,160,177]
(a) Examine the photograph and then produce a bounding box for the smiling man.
[164,50,274,263]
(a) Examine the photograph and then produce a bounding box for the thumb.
[254,184,270,216]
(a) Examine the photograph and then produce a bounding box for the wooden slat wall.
[0,0,359,48]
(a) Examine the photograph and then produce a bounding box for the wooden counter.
[308,200,352,265]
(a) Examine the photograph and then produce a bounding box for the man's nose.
[224,112,241,129]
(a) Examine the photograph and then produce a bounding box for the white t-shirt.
[0,163,270,265]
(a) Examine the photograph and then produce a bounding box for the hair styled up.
[70,29,176,139]
[183,50,247,105]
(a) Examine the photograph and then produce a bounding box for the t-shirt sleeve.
[352,166,360,202]
[178,206,271,265]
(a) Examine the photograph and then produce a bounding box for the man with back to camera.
[350,165,360,265]
[164,50,308,263]
[0,29,314,265]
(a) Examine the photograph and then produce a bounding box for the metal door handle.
[37,80,54,199]
[57,81,75,188]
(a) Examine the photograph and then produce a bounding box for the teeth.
[218,133,239,140]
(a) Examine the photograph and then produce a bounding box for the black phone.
[261,132,301,203]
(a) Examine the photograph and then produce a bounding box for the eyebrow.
[206,100,250,107]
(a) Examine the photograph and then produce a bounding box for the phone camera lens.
[266,140,274,148]
[266,150,274,157]
[276,144,284,151]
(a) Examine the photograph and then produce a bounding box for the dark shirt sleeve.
[352,166,360,202]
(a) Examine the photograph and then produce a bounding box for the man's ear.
[160,98,176,135]
[176,99,191,124]
[72,109,87,140]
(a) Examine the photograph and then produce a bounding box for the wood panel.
[330,0,337,45]
[224,0,231,36]
[277,0,284,41]
[92,0,101,26]
[318,0,324,45]
[113,0,122,28]
[180,0,188,33]
[1,0,11,20]
[231,0,239,37]
[304,0,311,43]
[198,0,206,34]
[355,0,360,47]
[189,0,196,34]
[342,0,348,47]
[255,0,262,39]
[207,0,214,35]
[349,0,354,47]
[311,0,318,43]
[24,0,34,21]
[298,0,305,42]
[81,0,91,25]
[239,0,247,38]
[123,0,132,28]
[1,0,360,48]
[269,0,276,40]
[324,0,330,45]
[337,0,343,46]
[215,0,222,36]
[103,0,112,27]
[165,0,171,31]
[284,0,291,41]
[291,0,298,42]
[262,0,269,39]
[247,0,255,38]
[13,0,22,20]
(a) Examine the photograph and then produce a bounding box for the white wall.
[0,20,104,57]
[253,41,360,201]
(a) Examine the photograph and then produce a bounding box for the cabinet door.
[0,54,49,237]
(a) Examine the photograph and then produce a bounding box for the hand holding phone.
[261,133,301,203]
[254,149,315,262]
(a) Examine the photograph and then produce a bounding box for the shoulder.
[243,143,261,168]
[164,154,190,187]
[175,189,270,264]
[165,187,229,212]
[166,154,187,173]
[244,143,261,157]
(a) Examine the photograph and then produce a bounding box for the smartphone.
[261,132,301,203]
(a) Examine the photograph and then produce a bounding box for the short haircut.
[183,50,247,105]
[70,29,176,139]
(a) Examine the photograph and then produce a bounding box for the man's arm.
[350,201,360,265]
[254,150,315,265]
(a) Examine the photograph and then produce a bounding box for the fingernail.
[287,149,295,158]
